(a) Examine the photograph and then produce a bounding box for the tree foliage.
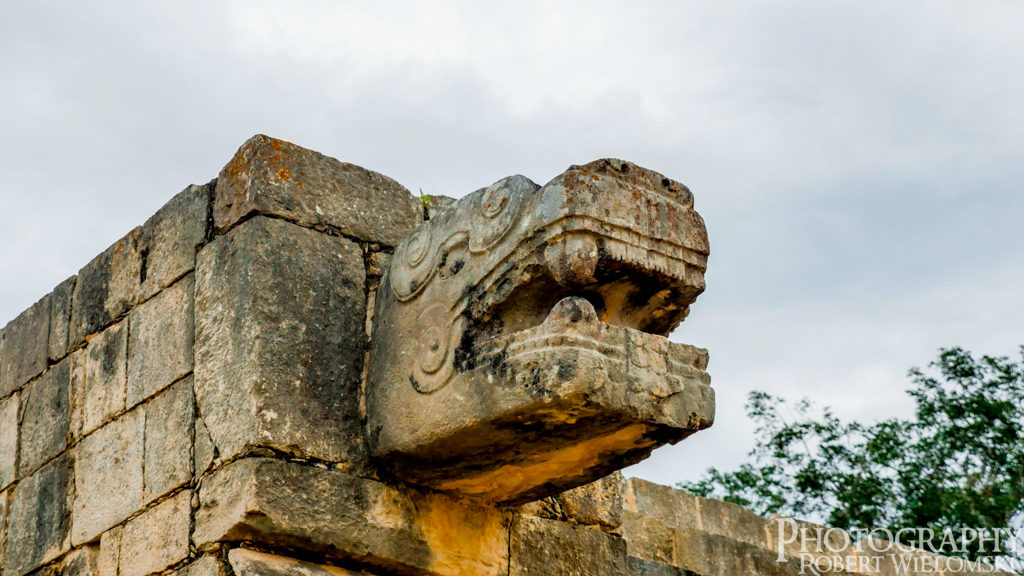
[681,347,1024,569]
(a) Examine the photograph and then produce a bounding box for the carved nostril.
[543,235,599,286]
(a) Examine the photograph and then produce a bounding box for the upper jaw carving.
[367,158,714,504]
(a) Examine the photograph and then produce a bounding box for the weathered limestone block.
[0,393,18,488]
[695,493,772,549]
[143,377,194,500]
[228,549,373,576]
[174,556,228,576]
[49,276,76,361]
[195,458,509,576]
[0,488,7,568]
[625,557,686,576]
[5,453,73,576]
[127,274,194,407]
[557,471,625,528]
[519,472,624,529]
[118,490,191,576]
[619,511,676,565]
[62,545,100,576]
[72,408,144,545]
[67,348,88,441]
[70,229,143,347]
[97,527,122,576]
[214,134,421,246]
[83,320,128,435]
[19,358,71,475]
[195,216,366,464]
[0,294,50,396]
[624,478,701,530]
[69,182,209,348]
[194,413,216,476]
[672,527,794,576]
[368,159,713,503]
[137,182,211,301]
[510,515,628,576]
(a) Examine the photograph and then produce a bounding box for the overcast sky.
[2,2,1022,487]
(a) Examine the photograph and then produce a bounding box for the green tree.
[681,347,1024,571]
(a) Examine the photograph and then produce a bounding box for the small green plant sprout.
[419,188,433,220]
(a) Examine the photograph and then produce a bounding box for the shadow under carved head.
[367,158,713,504]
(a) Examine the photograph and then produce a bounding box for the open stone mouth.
[455,229,709,380]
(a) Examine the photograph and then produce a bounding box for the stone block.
[35,564,61,576]
[194,413,216,476]
[228,549,372,576]
[557,471,624,529]
[195,458,508,576]
[510,515,628,576]
[83,320,127,435]
[62,545,100,576]
[49,276,76,362]
[625,556,685,576]
[118,490,191,576]
[0,294,51,396]
[127,275,194,407]
[619,511,676,565]
[368,161,713,503]
[625,478,701,530]
[97,527,122,576]
[72,408,144,545]
[5,453,73,576]
[518,472,625,529]
[19,358,70,475]
[195,217,366,464]
[69,228,143,347]
[0,488,7,569]
[697,494,771,548]
[175,556,227,576]
[672,527,796,576]
[144,377,194,501]
[0,393,18,488]
[137,182,211,301]
[67,348,88,441]
[214,134,421,246]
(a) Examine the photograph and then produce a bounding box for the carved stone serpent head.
[368,159,713,503]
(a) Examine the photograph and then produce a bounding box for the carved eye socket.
[411,305,459,393]
[404,228,431,267]
[481,183,511,218]
[419,325,447,374]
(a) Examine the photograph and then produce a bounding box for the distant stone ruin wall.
[0,136,1003,576]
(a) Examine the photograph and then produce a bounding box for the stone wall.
[0,136,1004,576]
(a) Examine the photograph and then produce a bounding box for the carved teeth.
[543,235,599,286]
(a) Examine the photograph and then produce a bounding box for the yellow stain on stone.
[436,423,655,502]
[414,492,509,576]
